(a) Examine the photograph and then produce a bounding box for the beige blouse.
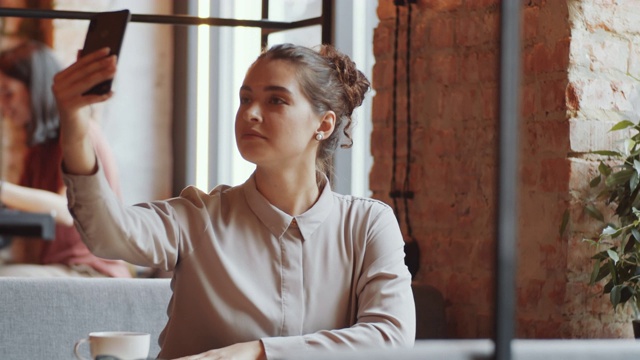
[63,166,415,359]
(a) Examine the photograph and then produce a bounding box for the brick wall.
[371,0,636,339]
[565,0,640,338]
[518,0,571,338]
[372,0,502,338]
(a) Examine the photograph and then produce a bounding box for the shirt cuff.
[62,157,110,209]
[261,336,309,360]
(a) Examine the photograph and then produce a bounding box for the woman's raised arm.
[52,47,116,175]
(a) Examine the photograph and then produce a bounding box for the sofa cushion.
[0,277,171,360]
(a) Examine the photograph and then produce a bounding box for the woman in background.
[0,41,129,277]
[54,43,414,359]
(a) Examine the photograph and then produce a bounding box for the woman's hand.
[52,47,116,175]
[173,340,266,360]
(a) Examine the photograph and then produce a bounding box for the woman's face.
[235,58,321,169]
[0,71,31,127]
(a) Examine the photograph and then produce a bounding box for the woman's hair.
[0,41,61,146]
[256,43,371,183]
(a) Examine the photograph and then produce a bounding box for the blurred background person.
[0,40,130,277]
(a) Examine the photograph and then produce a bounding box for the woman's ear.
[316,111,336,138]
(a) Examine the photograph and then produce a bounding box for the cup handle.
[73,337,90,360]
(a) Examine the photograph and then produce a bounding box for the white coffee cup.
[74,331,150,360]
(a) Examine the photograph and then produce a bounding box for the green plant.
[581,119,640,319]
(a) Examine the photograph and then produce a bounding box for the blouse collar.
[242,173,334,241]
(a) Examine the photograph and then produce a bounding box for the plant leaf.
[611,285,623,310]
[590,261,601,285]
[593,263,611,283]
[592,150,622,157]
[591,250,609,260]
[620,286,634,304]
[632,172,639,192]
[559,209,569,236]
[625,139,637,155]
[585,205,604,222]
[590,175,601,188]
[607,249,620,264]
[606,168,634,187]
[602,225,619,237]
[608,260,618,284]
[609,285,634,311]
[599,161,612,177]
[610,120,636,131]
[624,233,636,252]
[604,279,614,294]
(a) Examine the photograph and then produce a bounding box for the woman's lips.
[242,131,266,139]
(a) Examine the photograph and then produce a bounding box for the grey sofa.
[0,278,172,360]
[0,278,446,360]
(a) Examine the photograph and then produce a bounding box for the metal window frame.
[0,6,332,33]
[495,2,521,360]
[0,3,332,195]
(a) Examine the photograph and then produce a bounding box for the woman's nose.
[243,103,262,122]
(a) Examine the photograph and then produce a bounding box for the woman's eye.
[239,96,250,104]
[269,97,285,105]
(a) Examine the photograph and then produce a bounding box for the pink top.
[20,122,130,278]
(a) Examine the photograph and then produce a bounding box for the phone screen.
[81,9,131,95]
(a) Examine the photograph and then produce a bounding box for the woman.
[0,41,130,278]
[54,43,415,359]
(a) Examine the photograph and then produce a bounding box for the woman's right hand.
[52,47,117,175]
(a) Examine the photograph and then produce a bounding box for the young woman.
[0,41,129,278]
[53,43,415,359]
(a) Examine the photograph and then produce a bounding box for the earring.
[315,133,324,141]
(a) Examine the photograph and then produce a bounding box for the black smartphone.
[80,9,131,95]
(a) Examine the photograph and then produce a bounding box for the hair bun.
[320,45,370,114]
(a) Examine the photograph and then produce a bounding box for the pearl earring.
[315,133,324,141]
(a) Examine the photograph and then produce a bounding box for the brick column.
[565,0,640,338]
[372,0,503,338]
[370,0,618,338]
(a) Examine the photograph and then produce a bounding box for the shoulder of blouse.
[331,192,394,212]
[171,181,241,208]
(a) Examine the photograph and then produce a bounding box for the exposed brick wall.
[518,0,571,339]
[565,0,640,338]
[372,0,502,338]
[370,0,625,339]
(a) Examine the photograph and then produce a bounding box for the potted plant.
[579,119,640,338]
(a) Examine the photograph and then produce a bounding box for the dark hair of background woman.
[0,40,61,146]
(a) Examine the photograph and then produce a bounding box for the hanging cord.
[389,2,401,219]
[402,1,419,280]
[390,0,419,279]
[402,2,414,240]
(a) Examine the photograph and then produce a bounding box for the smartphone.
[80,9,131,95]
